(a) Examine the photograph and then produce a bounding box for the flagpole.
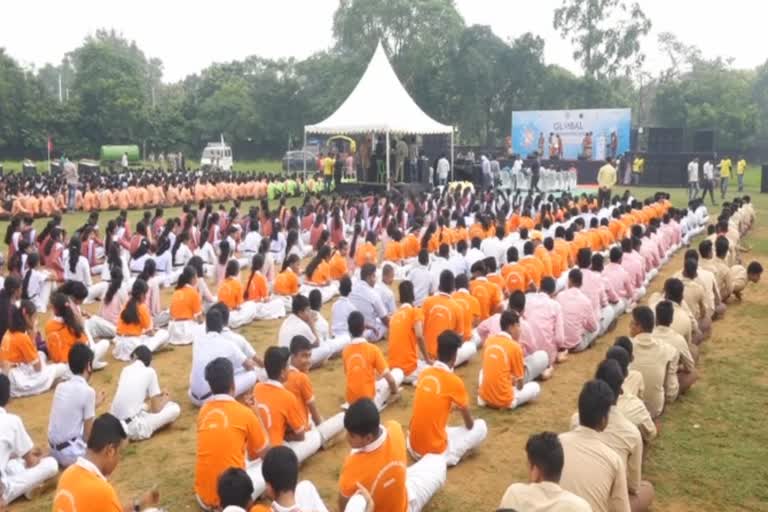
[47,135,51,173]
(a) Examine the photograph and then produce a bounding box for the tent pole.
[386,131,391,191]
[450,130,455,182]
[302,129,307,180]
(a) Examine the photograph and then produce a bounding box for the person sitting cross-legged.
[498,431,591,511]
[408,330,487,467]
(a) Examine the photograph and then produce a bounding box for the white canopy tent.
[303,41,454,189]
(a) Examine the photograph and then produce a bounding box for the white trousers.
[123,402,182,441]
[251,298,286,320]
[401,360,429,385]
[406,453,447,512]
[301,283,339,304]
[50,437,86,468]
[169,319,204,345]
[189,369,261,407]
[153,310,171,328]
[454,341,478,368]
[524,350,550,382]
[316,412,346,444]
[287,429,323,465]
[374,368,404,410]
[30,279,53,314]
[90,338,111,370]
[86,281,109,304]
[8,360,69,398]
[228,302,260,329]
[85,316,116,340]
[2,456,59,504]
[112,330,170,361]
[478,370,542,409]
[599,305,617,335]
[409,420,488,467]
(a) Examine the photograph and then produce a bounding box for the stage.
[335,180,433,195]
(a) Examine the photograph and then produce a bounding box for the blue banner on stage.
[511,108,631,161]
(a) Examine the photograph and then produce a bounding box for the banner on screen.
[511,108,631,161]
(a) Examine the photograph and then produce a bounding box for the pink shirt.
[580,268,608,314]
[100,289,127,325]
[556,287,598,350]
[524,292,565,364]
[600,274,620,303]
[477,313,537,356]
[603,262,634,300]
[622,251,645,288]
[639,238,660,271]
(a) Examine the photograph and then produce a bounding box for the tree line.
[1,0,766,162]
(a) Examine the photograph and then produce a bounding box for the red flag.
[47,136,53,153]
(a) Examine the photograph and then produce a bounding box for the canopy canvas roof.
[304,42,453,136]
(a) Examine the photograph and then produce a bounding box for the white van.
[200,141,233,171]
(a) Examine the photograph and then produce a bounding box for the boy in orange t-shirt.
[388,281,429,384]
[478,310,541,410]
[408,330,487,467]
[338,398,446,512]
[422,270,465,358]
[342,311,402,409]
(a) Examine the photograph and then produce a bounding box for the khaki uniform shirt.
[679,277,707,320]
[559,426,630,512]
[701,258,732,299]
[631,333,670,418]
[623,370,644,400]
[647,294,696,344]
[617,393,657,442]
[499,481,592,512]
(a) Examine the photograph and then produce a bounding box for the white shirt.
[221,328,256,358]
[48,375,96,444]
[406,265,434,306]
[155,250,173,274]
[24,269,48,300]
[173,243,194,267]
[64,255,92,286]
[242,231,262,254]
[0,406,34,471]
[331,297,356,337]
[428,257,453,292]
[480,237,505,266]
[278,314,317,348]
[703,161,714,180]
[437,158,450,179]
[465,247,486,269]
[189,331,247,399]
[349,280,388,326]
[110,360,161,420]
[314,312,331,342]
[374,282,396,316]
[687,161,699,183]
[448,252,469,278]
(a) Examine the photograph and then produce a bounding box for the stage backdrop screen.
[512,108,631,160]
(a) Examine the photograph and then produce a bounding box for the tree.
[553,0,651,79]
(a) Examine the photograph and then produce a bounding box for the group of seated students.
[0,166,330,219]
[0,180,762,511]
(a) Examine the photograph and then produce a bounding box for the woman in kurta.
[303,245,339,304]
[168,265,204,345]
[42,227,66,283]
[20,253,53,314]
[0,300,68,397]
[217,260,259,328]
[113,279,170,361]
[45,291,110,370]
[242,254,285,320]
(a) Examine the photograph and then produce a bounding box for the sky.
[2,0,763,82]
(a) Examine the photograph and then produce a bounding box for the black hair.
[714,236,729,259]
[102,265,124,306]
[50,292,85,337]
[121,279,148,325]
[225,259,240,278]
[68,342,94,375]
[632,305,654,332]
[439,269,455,294]
[360,263,377,282]
[262,446,299,494]
[508,290,525,312]
[308,289,322,311]
[577,247,592,268]
[344,398,380,437]
[281,254,300,273]
[218,468,254,509]
[68,237,82,274]
[0,374,9,407]
[748,261,763,275]
[87,413,127,452]
[399,280,415,305]
[655,300,674,327]
[339,276,352,297]
[218,240,231,266]
[605,346,630,376]
[540,276,556,294]
[595,359,624,403]
[305,245,331,279]
[568,268,583,287]
[348,310,365,337]
[264,346,290,381]
[206,307,225,333]
[577,379,614,429]
[698,239,713,259]
[176,265,197,290]
[21,252,40,300]
[131,345,153,367]
[205,357,234,395]
[663,278,684,304]
[138,258,157,283]
[289,335,313,355]
[437,330,462,363]
[418,249,429,266]
[291,294,310,315]
[500,310,520,331]
[525,432,564,482]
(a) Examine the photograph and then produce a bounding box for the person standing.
[632,154,644,185]
[480,154,492,190]
[687,158,700,200]
[63,159,79,211]
[609,131,618,159]
[701,159,717,205]
[530,155,541,193]
[322,153,335,191]
[121,152,129,172]
[436,154,450,187]
[408,137,419,182]
[396,137,408,182]
[596,157,617,208]
[736,157,747,192]
[718,156,732,199]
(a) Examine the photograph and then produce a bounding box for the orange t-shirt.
[284,367,314,431]
[534,246,554,278]
[501,263,532,290]
[245,272,270,301]
[329,252,349,280]
[487,272,506,293]
[384,240,404,262]
[354,242,378,267]
[553,239,572,269]
[195,396,269,507]
[387,304,425,375]
[218,277,245,310]
[308,261,331,285]
[45,319,87,363]
[609,219,626,242]
[338,420,408,512]
[505,270,526,294]
[519,257,544,289]
[342,339,388,404]
[170,285,203,320]
[402,234,420,258]
[0,331,38,364]
[252,381,306,445]
[422,293,464,358]
[274,269,300,296]
[116,303,152,336]
[479,332,525,408]
[53,462,122,512]
[469,278,502,320]
[409,364,469,456]
[451,290,479,340]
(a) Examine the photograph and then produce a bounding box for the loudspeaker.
[762,165,768,193]
[693,130,715,152]
[647,128,684,154]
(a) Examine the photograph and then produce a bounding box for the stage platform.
[335,181,433,195]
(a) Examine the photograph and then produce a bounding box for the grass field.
[2,169,767,512]
[1,159,284,174]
